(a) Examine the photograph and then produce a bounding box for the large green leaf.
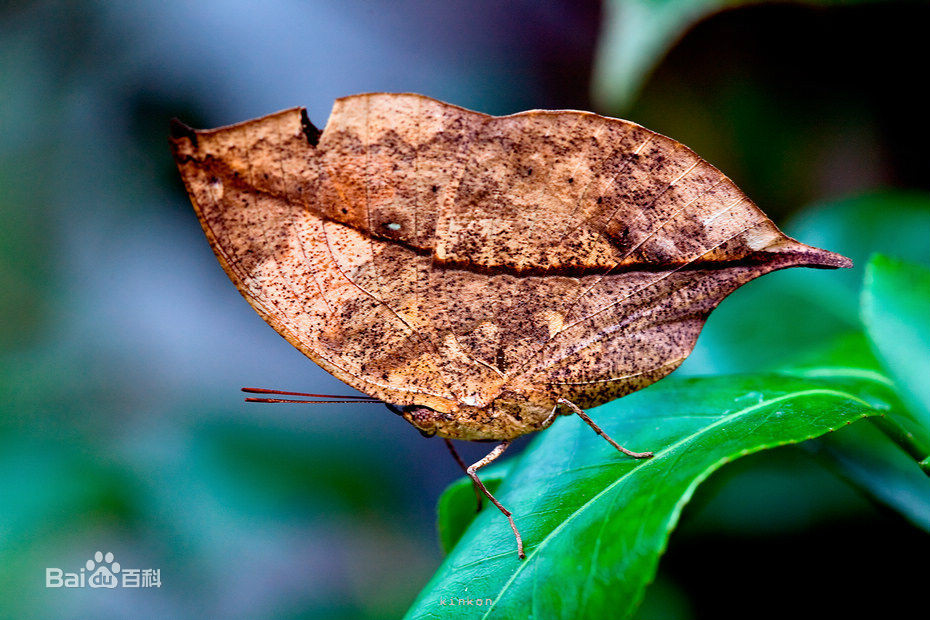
[805,419,930,531]
[785,361,930,527]
[861,254,930,434]
[406,374,887,619]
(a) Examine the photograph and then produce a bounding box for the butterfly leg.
[557,398,653,459]
[465,441,525,560]
[444,438,483,512]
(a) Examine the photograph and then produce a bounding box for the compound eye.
[390,405,441,438]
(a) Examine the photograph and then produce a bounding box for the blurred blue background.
[2,1,928,618]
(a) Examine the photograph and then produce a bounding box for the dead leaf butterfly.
[170,93,851,559]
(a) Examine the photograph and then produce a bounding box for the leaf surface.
[407,374,885,619]
[861,254,930,433]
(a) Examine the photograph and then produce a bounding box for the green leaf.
[861,254,930,433]
[594,0,730,112]
[408,374,885,619]
[784,360,930,526]
[593,0,890,112]
[805,420,930,532]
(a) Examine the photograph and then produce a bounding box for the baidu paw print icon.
[87,551,120,588]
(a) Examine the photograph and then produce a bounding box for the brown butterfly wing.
[171,93,849,427]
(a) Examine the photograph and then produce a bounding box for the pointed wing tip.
[829,252,854,270]
[784,245,852,270]
[808,248,853,270]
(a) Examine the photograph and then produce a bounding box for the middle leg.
[465,441,525,559]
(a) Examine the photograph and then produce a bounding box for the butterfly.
[170,93,850,558]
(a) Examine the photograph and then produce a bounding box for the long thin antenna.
[245,397,385,404]
[242,387,380,400]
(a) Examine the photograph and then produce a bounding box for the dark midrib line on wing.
[199,156,840,280]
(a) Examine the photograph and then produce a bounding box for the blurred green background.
[1,1,928,618]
